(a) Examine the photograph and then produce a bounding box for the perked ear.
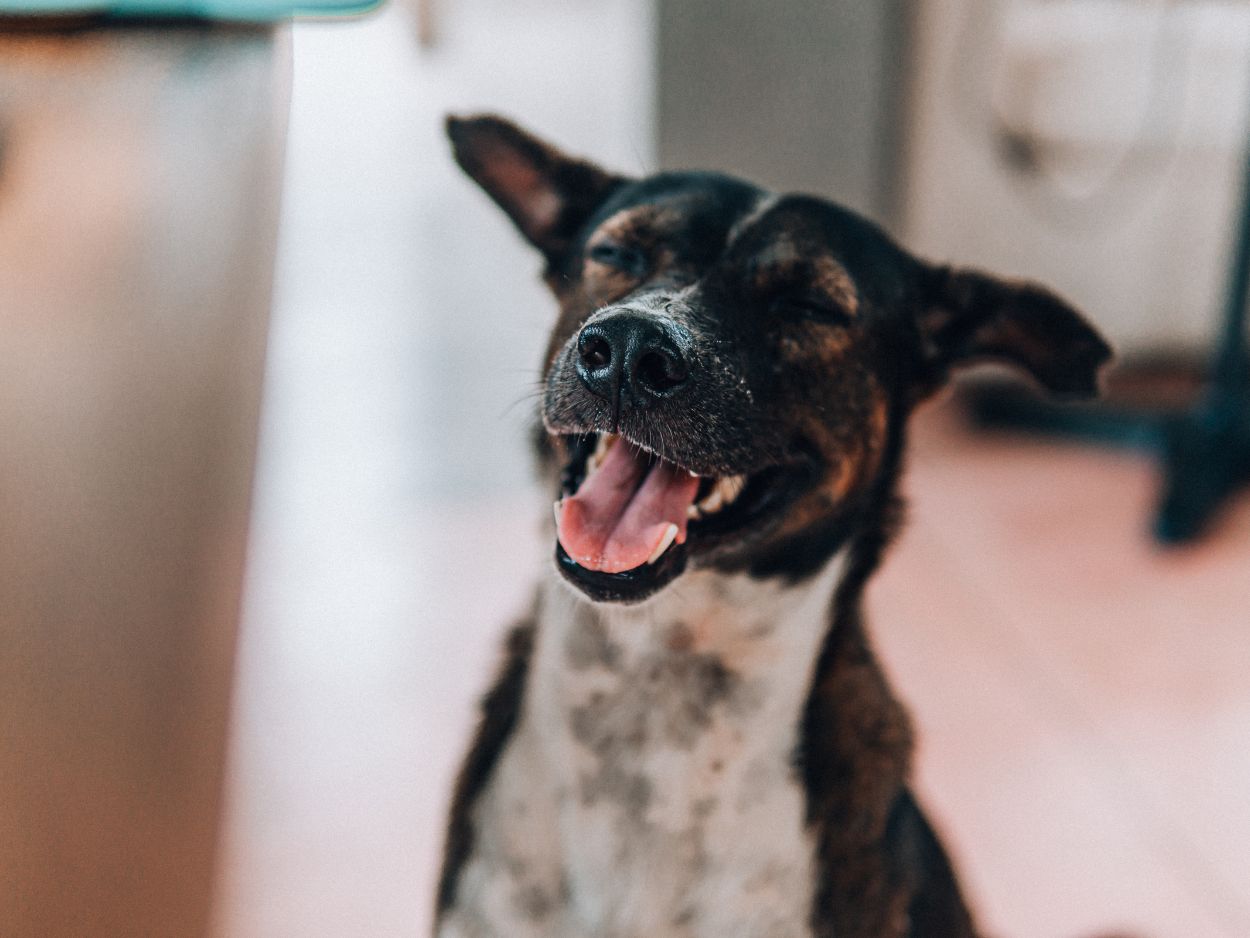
[446,114,625,262]
[917,266,1112,398]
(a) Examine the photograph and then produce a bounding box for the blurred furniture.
[0,0,374,21]
[969,87,1250,545]
[0,26,288,938]
[414,0,433,46]
[655,0,912,228]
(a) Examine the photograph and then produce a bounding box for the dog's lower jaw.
[438,557,850,938]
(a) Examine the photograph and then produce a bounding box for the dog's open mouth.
[553,433,810,602]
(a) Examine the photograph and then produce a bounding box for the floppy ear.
[916,265,1112,399]
[446,114,625,262]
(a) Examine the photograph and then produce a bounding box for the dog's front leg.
[435,720,571,938]
[435,620,573,938]
[799,616,975,938]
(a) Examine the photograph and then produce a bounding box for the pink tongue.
[557,441,700,574]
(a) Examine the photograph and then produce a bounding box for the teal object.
[0,0,380,20]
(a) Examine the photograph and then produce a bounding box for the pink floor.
[870,404,1250,938]
[213,398,1250,938]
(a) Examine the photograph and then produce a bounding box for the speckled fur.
[438,560,846,938]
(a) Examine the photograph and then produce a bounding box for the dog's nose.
[575,312,689,403]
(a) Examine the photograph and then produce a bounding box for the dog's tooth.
[647,523,679,564]
[553,501,563,527]
[697,488,724,515]
[719,474,746,505]
[589,433,617,473]
[686,504,702,520]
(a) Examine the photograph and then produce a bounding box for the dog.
[434,114,1112,938]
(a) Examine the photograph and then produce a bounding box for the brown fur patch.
[590,204,680,253]
[581,265,637,308]
[762,378,888,552]
[775,321,854,365]
[571,205,685,308]
[811,255,859,317]
[752,235,859,319]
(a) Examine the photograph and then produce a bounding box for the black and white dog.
[434,115,1111,938]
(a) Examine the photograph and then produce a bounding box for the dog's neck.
[504,557,852,933]
[560,553,843,649]
[530,554,851,763]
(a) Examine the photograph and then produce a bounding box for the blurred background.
[212,2,1250,936]
[216,1,1250,937]
[3,1,1249,937]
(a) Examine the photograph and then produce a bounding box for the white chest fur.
[440,558,845,938]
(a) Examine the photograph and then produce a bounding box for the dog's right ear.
[913,265,1112,400]
[446,114,625,262]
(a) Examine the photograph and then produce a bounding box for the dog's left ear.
[915,265,1112,399]
[446,114,625,262]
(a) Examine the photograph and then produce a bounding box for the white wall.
[904,0,1250,353]
[214,4,654,936]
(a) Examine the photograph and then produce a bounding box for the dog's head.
[448,115,1111,604]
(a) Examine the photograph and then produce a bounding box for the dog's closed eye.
[769,289,854,326]
[588,240,649,279]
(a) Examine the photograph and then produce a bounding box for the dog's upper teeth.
[647,523,680,564]
[585,433,618,478]
[694,474,746,517]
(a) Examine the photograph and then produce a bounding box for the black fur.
[435,618,535,920]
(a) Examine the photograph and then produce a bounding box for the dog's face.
[448,115,1111,604]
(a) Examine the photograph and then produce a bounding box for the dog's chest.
[444,565,841,938]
